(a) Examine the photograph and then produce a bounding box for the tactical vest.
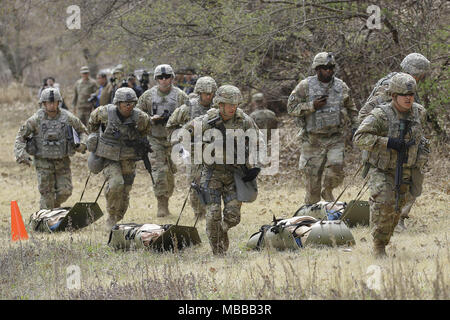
[34,109,73,159]
[95,105,140,161]
[189,96,209,121]
[149,86,180,137]
[205,108,253,166]
[305,76,344,134]
[367,103,422,170]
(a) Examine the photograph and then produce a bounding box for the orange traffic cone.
[11,200,29,241]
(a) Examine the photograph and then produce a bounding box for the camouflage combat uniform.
[354,73,430,256]
[136,68,188,213]
[166,76,217,219]
[14,88,88,209]
[358,54,430,228]
[287,53,358,205]
[88,88,151,227]
[184,85,260,255]
[72,72,98,125]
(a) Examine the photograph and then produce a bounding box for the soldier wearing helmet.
[249,93,278,140]
[72,66,99,125]
[287,52,359,205]
[358,53,431,231]
[88,87,151,230]
[354,73,430,257]
[136,64,188,217]
[166,76,218,219]
[183,85,262,255]
[14,88,88,209]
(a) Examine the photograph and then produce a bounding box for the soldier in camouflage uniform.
[14,88,88,209]
[354,73,430,257]
[183,85,261,255]
[358,53,431,232]
[166,76,218,219]
[72,66,99,125]
[287,52,359,205]
[249,93,278,140]
[88,88,151,229]
[136,64,189,217]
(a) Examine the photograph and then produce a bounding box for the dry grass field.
[0,92,448,300]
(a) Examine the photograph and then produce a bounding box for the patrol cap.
[388,72,417,95]
[400,53,430,77]
[113,87,138,104]
[311,52,336,70]
[80,66,90,74]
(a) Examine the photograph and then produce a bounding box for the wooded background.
[0,0,448,138]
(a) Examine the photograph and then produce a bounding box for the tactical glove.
[76,143,87,154]
[18,157,32,167]
[387,137,406,152]
[242,167,261,182]
[351,128,357,139]
[313,96,327,110]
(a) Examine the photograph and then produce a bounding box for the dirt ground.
[0,101,448,300]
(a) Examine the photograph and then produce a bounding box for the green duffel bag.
[108,223,202,252]
[247,216,319,250]
[247,215,356,250]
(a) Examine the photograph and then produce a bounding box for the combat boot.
[105,215,117,232]
[157,196,171,217]
[321,188,335,202]
[373,240,387,258]
[394,217,407,233]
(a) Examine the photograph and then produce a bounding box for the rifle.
[126,137,155,185]
[394,119,415,213]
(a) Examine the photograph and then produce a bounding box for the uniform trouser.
[201,166,242,254]
[76,106,93,126]
[299,138,345,204]
[148,136,176,198]
[35,157,73,209]
[188,163,206,217]
[368,167,413,246]
[103,159,136,222]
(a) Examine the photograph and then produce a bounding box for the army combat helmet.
[212,85,243,106]
[388,72,417,95]
[194,76,217,94]
[400,53,430,77]
[311,52,336,70]
[39,88,62,105]
[113,87,138,104]
[154,64,175,79]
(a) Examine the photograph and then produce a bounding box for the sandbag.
[247,216,319,250]
[29,202,103,233]
[294,200,370,227]
[108,223,201,252]
[247,215,356,251]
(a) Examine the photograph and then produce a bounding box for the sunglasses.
[319,65,335,71]
[121,102,136,107]
[156,74,172,80]
[397,93,414,97]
